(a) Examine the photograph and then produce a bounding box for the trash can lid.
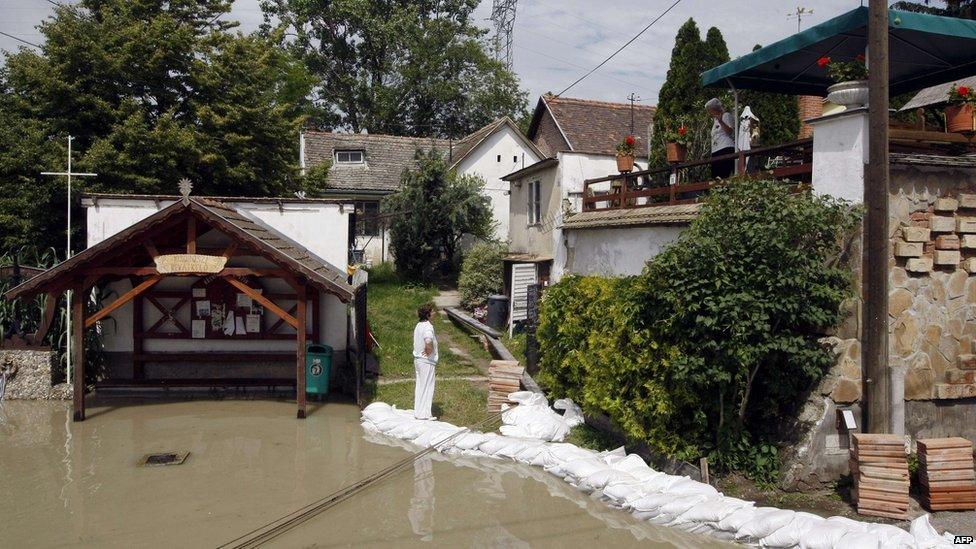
[488,294,509,300]
[306,344,332,353]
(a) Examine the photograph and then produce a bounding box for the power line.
[0,30,41,49]
[555,0,683,97]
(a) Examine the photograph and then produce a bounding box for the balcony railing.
[582,139,813,212]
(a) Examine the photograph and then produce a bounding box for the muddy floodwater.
[0,399,730,548]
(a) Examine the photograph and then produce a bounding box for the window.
[335,150,365,164]
[527,180,542,225]
[355,201,380,237]
[496,154,502,162]
[513,155,518,163]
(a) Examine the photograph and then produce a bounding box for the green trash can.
[306,344,333,396]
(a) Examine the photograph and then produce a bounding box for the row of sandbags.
[361,400,956,548]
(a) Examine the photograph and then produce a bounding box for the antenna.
[490,0,518,69]
[627,93,641,135]
[787,6,814,32]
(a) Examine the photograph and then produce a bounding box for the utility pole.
[41,136,97,384]
[864,0,891,433]
[627,93,641,135]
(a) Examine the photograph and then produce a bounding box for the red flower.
[625,135,636,146]
[677,126,687,136]
[855,53,866,62]
[817,56,831,68]
[959,86,971,97]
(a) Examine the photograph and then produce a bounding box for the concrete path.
[433,290,460,309]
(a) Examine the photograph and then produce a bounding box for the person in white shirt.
[706,97,736,179]
[412,304,439,420]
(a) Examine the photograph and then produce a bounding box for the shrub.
[536,179,860,481]
[458,242,505,309]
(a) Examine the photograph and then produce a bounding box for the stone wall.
[0,349,71,400]
[889,163,976,412]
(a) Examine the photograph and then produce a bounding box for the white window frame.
[334,150,365,164]
[527,180,542,226]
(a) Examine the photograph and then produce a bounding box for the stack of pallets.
[917,437,976,511]
[488,360,523,413]
[850,433,909,520]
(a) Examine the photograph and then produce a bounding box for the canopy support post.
[864,0,891,434]
[727,78,741,175]
[296,284,307,419]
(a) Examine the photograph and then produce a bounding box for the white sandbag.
[798,520,855,549]
[578,469,634,492]
[735,508,797,541]
[910,514,954,549]
[663,477,720,497]
[834,531,882,549]
[608,453,652,476]
[648,494,711,525]
[478,435,526,456]
[674,496,751,524]
[602,481,646,506]
[864,523,916,548]
[411,426,463,448]
[562,457,612,482]
[454,432,491,450]
[759,511,824,548]
[629,493,675,513]
[496,439,543,460]
[513,443,548,464]
[825,515,869,531]
[508,391,548,406]
[373,417,406,433]
[387,420,429,440]
[552,398,584,426]
[717,505,767,533]
[641,473,688,493]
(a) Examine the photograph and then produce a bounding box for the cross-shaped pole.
[41,135,96,383]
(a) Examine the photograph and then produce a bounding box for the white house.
[503,94,657,289]
[300,118,543,264]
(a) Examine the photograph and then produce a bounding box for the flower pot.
[616,154,635,173]
[946,104,976,134]
[826,80,869,108]
[666,142,687,163]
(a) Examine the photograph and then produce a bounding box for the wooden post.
[72,282,86,421]
[133,283,145,380]
[186,216,197,254]
[864,0,891,433]
[296,283,307,419]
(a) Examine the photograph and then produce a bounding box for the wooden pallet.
[851,433,909,519]
[918,437,976,511]
[487,360,524,413]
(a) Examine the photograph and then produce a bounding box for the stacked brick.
[898,193,976,273]
[850,433,910,520]
[917,437,976,511]
[488,360,524,412]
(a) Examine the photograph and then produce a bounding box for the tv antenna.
[627,93,642,134]
[787,6,814,32]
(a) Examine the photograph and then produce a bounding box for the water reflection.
[409,456,434,541]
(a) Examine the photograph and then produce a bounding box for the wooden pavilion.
[4,190,361,421]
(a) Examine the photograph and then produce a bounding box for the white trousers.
[413,359,436,419]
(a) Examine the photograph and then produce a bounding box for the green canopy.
[701,7,976,96]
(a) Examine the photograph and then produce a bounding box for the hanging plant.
[945,84,976,134]
[818,55,869,108]
[616,135,637,172]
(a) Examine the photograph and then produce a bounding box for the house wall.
[508,165,559,259]
[457,125,542,241]
[532,107,570,158]
[561,225,685,277]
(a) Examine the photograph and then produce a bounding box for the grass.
[501,332,526,361]
[366,378,490,427]
[565,424,622,453]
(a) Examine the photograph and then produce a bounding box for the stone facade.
[0,349,71,400]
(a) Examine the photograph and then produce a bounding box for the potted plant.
[616,135,636,172]
[818,54,869,108]
[945,84,976,134]
[662,123,691,163]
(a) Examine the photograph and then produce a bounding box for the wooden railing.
[582,139,813,212]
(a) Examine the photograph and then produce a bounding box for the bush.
[458,242,505,309]
[536,179,861,481]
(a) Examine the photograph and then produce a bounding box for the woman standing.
[706,97,735,179]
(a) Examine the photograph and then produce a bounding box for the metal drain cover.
[139,452,190,466]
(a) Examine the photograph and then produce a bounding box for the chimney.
[798,95,824,138]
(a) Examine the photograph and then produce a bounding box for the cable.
[555,0,683,97]
[0,30,41,49]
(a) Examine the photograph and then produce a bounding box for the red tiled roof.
[528,94,657,157]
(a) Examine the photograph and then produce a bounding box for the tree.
[891,0,975,18]
[738,45,800,146]
[651,20,730,167]
[384,150,493,281]
[0,0,315,253]
[260,0,528,138]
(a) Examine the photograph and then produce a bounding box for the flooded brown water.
[0,399,729,548]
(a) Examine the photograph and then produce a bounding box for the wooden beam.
[82,267,289,278]
[296,284,307,419]
[865,0,891,434]
[85,275,162,328]
[221,241,239,259]
[72,282,86,422]
[133,283,144,380]
[187,217,197,254]
[223,276,298,329]
[143,239,159,259]
[27,288,63,346]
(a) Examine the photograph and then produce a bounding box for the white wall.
[560,225,685,278]
[810,109,867,204]
[457,125,542,241]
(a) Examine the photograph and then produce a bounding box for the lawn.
[366,379,490,427]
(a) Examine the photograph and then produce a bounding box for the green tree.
[0,0,314,252]
[458,241,505,309]
[651,21,730,168]
[891,0,975,17]
[384,151,493,281]
[260,0,528,138]
[738,45,800,146]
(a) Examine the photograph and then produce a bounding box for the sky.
[1,0,868,106]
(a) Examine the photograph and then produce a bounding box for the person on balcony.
[706,98,735,179]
